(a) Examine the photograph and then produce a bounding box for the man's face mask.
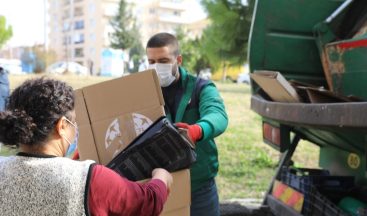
[148,63,176,87]
[62,117,79,158]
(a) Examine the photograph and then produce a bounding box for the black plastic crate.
[107,116,196,181]
[280,166,355,215]
[281,167,354,195]
[306,188,350,216]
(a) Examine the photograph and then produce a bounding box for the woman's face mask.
[62,117,79,158]
[148,63,177,87]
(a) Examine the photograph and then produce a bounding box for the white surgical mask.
[148,63,176,87]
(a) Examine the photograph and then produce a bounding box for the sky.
[0,0,206,48]
[0,0,46,47]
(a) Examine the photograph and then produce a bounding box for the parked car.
[0,59,25,75]
[237,72,250,84]
[46,61,89,75]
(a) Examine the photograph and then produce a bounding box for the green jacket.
[164,67,228,192]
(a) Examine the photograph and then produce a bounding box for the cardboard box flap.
[161,169,191,213]
[74,89,100,162]
[149,68,165,106]
[74,89,91,126]
[251,70,301,103]
[82,70,164,122]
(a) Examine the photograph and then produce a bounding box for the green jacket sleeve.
[196,82,228,142]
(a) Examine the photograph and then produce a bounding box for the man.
[0,66,9,111]
[146,32,228,216]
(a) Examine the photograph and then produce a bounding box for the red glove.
[175,122,203,143]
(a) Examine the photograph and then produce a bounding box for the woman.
[0,77,172,216]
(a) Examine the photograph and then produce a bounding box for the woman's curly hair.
[0,78,74,146]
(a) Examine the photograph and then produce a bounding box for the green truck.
[249,0,367,215]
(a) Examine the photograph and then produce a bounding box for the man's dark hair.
[146,32,180,56]
[0,78,74,146]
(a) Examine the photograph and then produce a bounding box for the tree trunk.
[221,63,228,82]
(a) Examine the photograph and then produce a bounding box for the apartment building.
[48,0,207,75]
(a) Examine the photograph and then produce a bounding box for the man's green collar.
[179,66,189,86]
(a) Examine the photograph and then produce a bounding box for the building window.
[89,3,95,13]
[75,48,84,57]
[62,9,70,19]
[62,35,72,45]
[173,10,180,16]
[63,22,70,32]
[89,47,95,56]
[89,33,96,41]
[74,20,84,29]
[53,24,58,33]
[74,34,85,44]
[149,8,155,14]
[74,7,84,16]
[89,19,96,28]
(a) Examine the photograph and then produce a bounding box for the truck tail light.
[263,122,281,146]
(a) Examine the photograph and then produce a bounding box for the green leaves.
[109,0,141,51]
[0,16,13,49]
[200,0,254,70]
[176,27,209,74]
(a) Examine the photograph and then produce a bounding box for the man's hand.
[175,122,202,143]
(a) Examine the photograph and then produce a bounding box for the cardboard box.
[250,70,301,103]
[74,89,99,162]
[75,69,165,165]
[139,169,190,216]
[75,70,190,216]
[139,169,191,216]
[161,169,191,215]
[161,206,190,216]
[298,87,358,103]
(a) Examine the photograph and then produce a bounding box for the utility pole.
[44,0,48,70]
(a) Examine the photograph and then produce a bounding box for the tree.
[0,16,13,49]
[110,0,141,50]
[32,45,57,73]
[21,45,57,73]
[175,27,210,75]
[128,27,145,73]
[200,0,254,80]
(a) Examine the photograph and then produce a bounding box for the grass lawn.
[2,74,320,200]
